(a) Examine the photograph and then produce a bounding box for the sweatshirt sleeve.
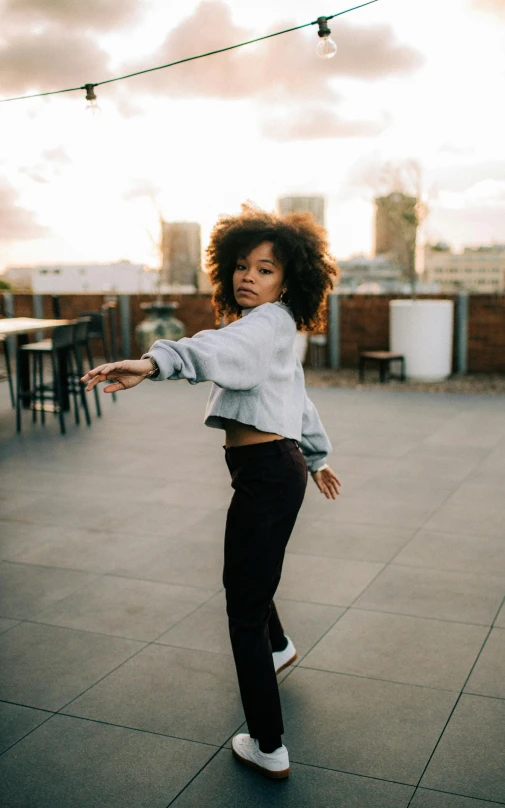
[299,388,333,473]
[142,304,278,391]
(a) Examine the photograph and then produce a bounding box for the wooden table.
[0,318,76,409]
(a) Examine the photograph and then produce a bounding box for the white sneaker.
[231,734,290,779]
[272,635,298,674]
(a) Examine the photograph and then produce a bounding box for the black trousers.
[223,437,308,742]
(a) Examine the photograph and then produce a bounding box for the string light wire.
[0,0,378,104]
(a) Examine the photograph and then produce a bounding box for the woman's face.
[233,241,286,309]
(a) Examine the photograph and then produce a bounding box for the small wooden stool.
[359,351,405,383]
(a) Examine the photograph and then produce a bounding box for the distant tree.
[375,160,428,299]
[0,279,12,290]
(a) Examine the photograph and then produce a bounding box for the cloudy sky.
[0,0,504,272]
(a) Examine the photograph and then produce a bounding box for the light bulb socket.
[317,17,332,38]
[85,84,97,102]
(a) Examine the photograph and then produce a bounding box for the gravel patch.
[304,368,505,395]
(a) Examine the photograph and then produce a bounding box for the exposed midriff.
[223,417,285,448]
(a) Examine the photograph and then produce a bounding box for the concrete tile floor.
[1,380,504,807]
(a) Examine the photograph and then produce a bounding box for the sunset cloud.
[0,28,110,96]
[261,109,389,141]
[0,179,51,240]
[469,0,505,19]
[21,146,73,185]
[2,0,141,31]
[121,178,161,202]
[120,1,424,102]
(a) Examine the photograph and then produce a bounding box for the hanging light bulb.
[316,17,337,59]
[84,84,101,115]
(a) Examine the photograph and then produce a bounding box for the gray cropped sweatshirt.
[143,300,332,473]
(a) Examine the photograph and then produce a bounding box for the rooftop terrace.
[1,380,504,807]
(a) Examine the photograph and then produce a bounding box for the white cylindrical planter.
[389,299,454,381]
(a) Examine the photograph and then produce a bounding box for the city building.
[2,261,157,294]
[336,254,438,294]
[278,195,325,227]
[161,222,201,288]
[1,266,34,291]
[423,243,505,293]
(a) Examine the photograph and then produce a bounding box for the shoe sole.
[275,651,298,675]
[232,747,290,779]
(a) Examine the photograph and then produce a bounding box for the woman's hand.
[311,466,342,500]
[81,359,153,394]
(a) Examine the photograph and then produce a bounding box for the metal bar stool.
[16,323,90,434]
[0,335,15,407]
[80,309,118,403]
[102,302,119,362]
[72,317,101,417]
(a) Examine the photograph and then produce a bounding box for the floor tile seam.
[349,468,504,620]
[0,697,54,714]
[53,637,153,715]
[197,718,417,793]
[388,524,505,542]
[341,605,493,630]
[406,598,504,803]
[164,746,225,808]
[216,743,420,791]
[300,515,426,531]
[460,691,505,703]
[398,447,498,555]
[1,558,112,581]
[0,568,110,622]
[269,594,351,608]
[292,664,467,694]
[0,470,171,487]
[146,587,227,644]
[0,706,57,759]
[278,605,351,684]
[1,603,490,631]
[149,640,233,657]
[350,605,495,628]
[1,560,223,599]
[46,590,226,711]
[0,517,216,541]
[93,571,223,594]
[285,547,389,565]
[414,785,505,806]
[20,616,191,645]
[372,560,505,584]
[333,516,431,616]
[55,711,222,749]
[0,619,21,636]
[280,757,417,788]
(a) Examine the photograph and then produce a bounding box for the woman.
[82,203,342,780]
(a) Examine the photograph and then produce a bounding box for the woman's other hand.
[81,359,153,394]
[311,467,342,500]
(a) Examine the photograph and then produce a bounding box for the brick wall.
[338,294,460,372]
[2,292,504,374]
[469,295,505,373]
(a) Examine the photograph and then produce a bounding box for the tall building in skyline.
[277,195,325,227]
[161,222,201,287]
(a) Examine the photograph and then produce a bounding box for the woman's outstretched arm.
[81,359,153,394]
